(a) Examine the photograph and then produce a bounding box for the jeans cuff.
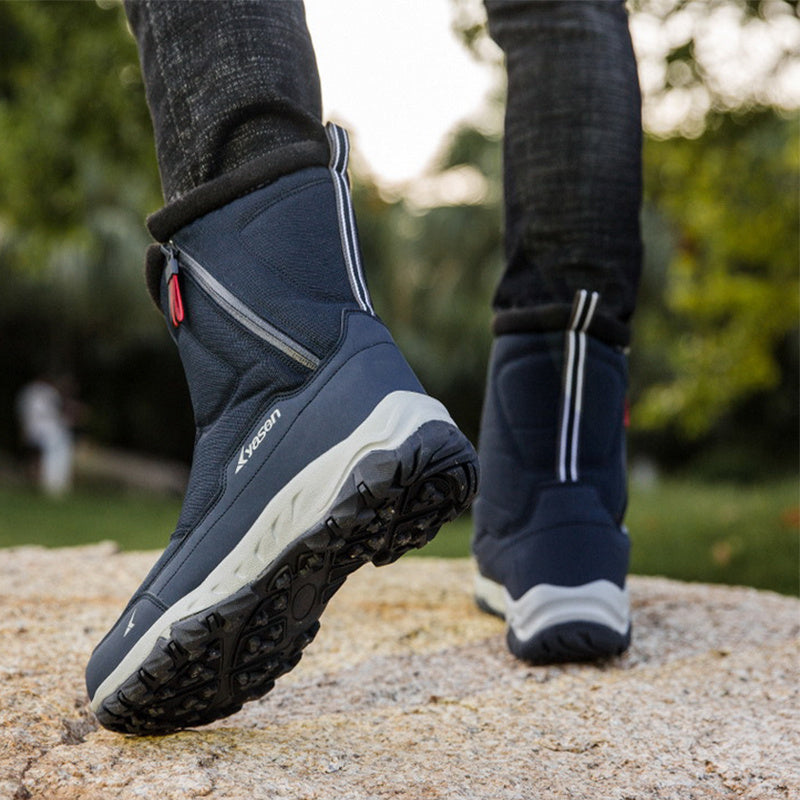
[145,140,330,242]
[142,140,330,308]
[493,304,631,347]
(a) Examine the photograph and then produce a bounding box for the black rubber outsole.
[507,620,632,665]
[475,589,631,665]
[95,421,478,735]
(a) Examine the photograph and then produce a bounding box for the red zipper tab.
[163,245,184,327]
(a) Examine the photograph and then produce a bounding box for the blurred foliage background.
[0,0,797,484]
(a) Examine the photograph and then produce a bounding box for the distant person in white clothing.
[15,377,76,496]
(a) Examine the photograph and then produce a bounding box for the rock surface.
[0,543,798,800]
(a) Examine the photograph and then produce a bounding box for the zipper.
[160,243,320,371]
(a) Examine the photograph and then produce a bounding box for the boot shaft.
[153,124,373,430]
[475,311,628,542]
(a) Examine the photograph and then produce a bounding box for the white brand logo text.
[236,408,282,474]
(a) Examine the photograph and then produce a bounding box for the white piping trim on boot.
[326,123,374,315]
[557,289,600,483]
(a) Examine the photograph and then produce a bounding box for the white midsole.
[474,572,630,640]
[474,571,507,617]
[91,390,454,711]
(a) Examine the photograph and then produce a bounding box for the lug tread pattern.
[96,421,477,735]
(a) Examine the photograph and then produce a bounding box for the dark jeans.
[125,0,642,346]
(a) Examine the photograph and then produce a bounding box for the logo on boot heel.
[236,408,282,474]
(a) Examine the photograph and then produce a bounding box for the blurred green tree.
[634,111,798,438]
[0,1,192,459]
[0,0,161,320]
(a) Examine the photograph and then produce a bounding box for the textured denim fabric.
[485,0,642,342]
[124,0,327,204]
[125,0,641,341]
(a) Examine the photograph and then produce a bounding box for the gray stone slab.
[1,543,798,799]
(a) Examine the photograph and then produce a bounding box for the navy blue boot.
[86,125,478,734]
[473,291,631,663]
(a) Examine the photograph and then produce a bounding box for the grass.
[625,477,799,596]
[0,485,182,552]
[0,476,797,596]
